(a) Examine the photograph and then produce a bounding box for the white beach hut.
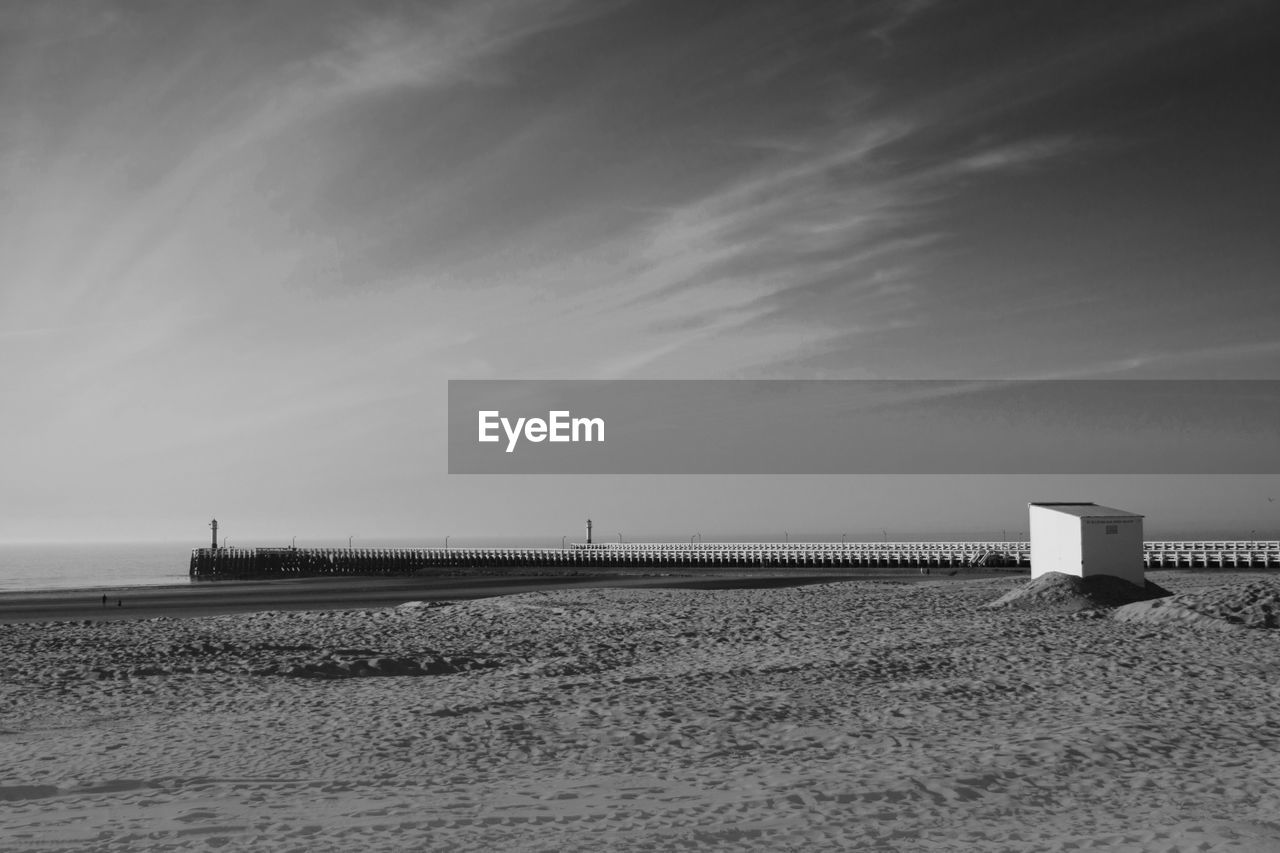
[1029,502,1145,587]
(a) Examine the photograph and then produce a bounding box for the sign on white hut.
[1029,502,1145,587]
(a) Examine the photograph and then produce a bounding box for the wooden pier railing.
[189,541,1280,579]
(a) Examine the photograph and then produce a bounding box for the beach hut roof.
[1029,502,1144,519]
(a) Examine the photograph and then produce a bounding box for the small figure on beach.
[117,599,122,607]
[101,594,107,607]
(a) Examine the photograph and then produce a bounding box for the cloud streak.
[954,137,1083,173]
[317,0,618,96]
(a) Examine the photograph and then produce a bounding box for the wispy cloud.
[867,0,938,51]
[556,120,1084,375]
[1033,340,1280,380]
[608,123,919,296]
[954,136,1082,173]
[316,0,615,96]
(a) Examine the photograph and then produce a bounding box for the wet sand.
[0,568,998,624]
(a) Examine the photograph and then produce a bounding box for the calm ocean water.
[0,530,1260,593]
[0,542,195,592]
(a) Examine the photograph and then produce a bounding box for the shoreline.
[0,567,1018,624]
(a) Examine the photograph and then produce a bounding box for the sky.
[2,0,1278,545]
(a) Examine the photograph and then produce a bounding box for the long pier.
[188,541,1280,579]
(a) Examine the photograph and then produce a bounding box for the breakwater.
[188,541,1280,579]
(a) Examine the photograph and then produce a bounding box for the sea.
[0,530,1265,593]
[0,542,196,593]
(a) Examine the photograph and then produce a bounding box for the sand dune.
[1112,577,1280,631]
[981,571,1172,613]
[2,571,1279,851]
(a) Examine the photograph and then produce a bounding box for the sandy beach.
[3,570,1278,852]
